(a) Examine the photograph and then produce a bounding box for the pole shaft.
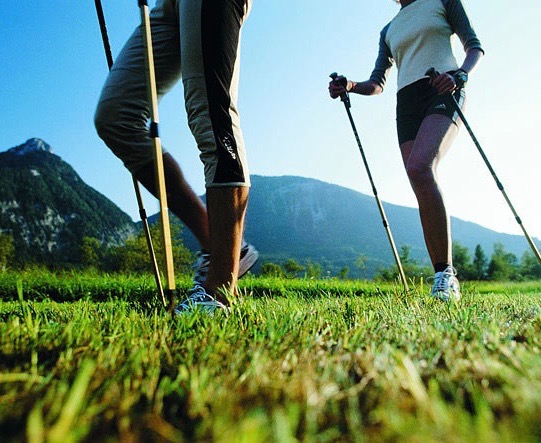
[133,176,167,307]
[343,100,409,290]
[450,96,541,264]
[94,0,114,69]
[139,2,177,293]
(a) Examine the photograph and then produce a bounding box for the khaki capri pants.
[95,0,252,188]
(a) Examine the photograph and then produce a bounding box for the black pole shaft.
[94,0,114,69]
[94,0,167,307]
[340,93,409,290]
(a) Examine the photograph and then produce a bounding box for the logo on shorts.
[220,134,237,160]
[434,104,447,111]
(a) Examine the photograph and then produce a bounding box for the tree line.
[0,224,194,275]
[259,242,541,281]
[1,229,539,281]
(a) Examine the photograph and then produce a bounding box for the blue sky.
[1,1,540,245]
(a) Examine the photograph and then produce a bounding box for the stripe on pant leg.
[201,0,247,185]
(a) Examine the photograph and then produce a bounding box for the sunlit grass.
[0,272,540,441]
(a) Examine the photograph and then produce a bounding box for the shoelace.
[432,273,450,292]
[430,267,457,291]
[187,286,213,303]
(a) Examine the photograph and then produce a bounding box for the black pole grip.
[329,72,350,107]
[329,72,347,87]
[425,67,439,79]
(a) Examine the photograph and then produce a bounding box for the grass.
[0,271,540,442]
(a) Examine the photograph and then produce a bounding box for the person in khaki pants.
[95,0,258,314]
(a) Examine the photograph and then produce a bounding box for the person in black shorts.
[329,0,484,301]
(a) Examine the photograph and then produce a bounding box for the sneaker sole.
[239,246,259,278]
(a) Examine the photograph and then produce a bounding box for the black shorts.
[396,77,466,145]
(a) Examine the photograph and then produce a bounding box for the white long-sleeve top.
[370,0,483,91]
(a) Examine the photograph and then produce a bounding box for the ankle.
[434,262,451,273]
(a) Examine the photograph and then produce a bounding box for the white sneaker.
[238,242,259,277]
[173,284,226,315]
[193,242,259,286]
[430,266,461,302]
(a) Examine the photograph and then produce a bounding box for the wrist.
[453,69,468,88]
[347,81,356,93]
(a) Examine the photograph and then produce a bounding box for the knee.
[406,161,434,192]
[94,100,115,144]
[93,100,153,175]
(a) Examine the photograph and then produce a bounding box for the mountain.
[0,138,136,265]
[178,175,540,277]
[1,138,537,274]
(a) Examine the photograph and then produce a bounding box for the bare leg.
[135,153,210,251]
[204,186,248,303]
[400,114,459,267]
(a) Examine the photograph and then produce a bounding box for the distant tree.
[0,233,15,271]
[487,243,518,281]
[305,260,322,279]
[338,266,350,280]
[452,242,474,280]
[518,251,541,280]
[79,237,102,269]
[472,244,488,280]
[400,245,411,264]
[108,234,149,273]
[354,255,367,275]
[375,244,431,282]
[260,262,284,278]
[400,244,432,279]
[106,223,193,275]
[283,258,305,279]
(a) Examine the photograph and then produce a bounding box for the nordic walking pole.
[426,68,541,264]
[139,0,178,306]
[94,0,167,308]
[330,73,409,290]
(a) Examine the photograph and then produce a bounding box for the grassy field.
[0,271,540,442]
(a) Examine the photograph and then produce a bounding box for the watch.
[453,69,468,88]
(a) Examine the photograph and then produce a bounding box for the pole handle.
[329,72,351,108]
[425,67,439,79]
